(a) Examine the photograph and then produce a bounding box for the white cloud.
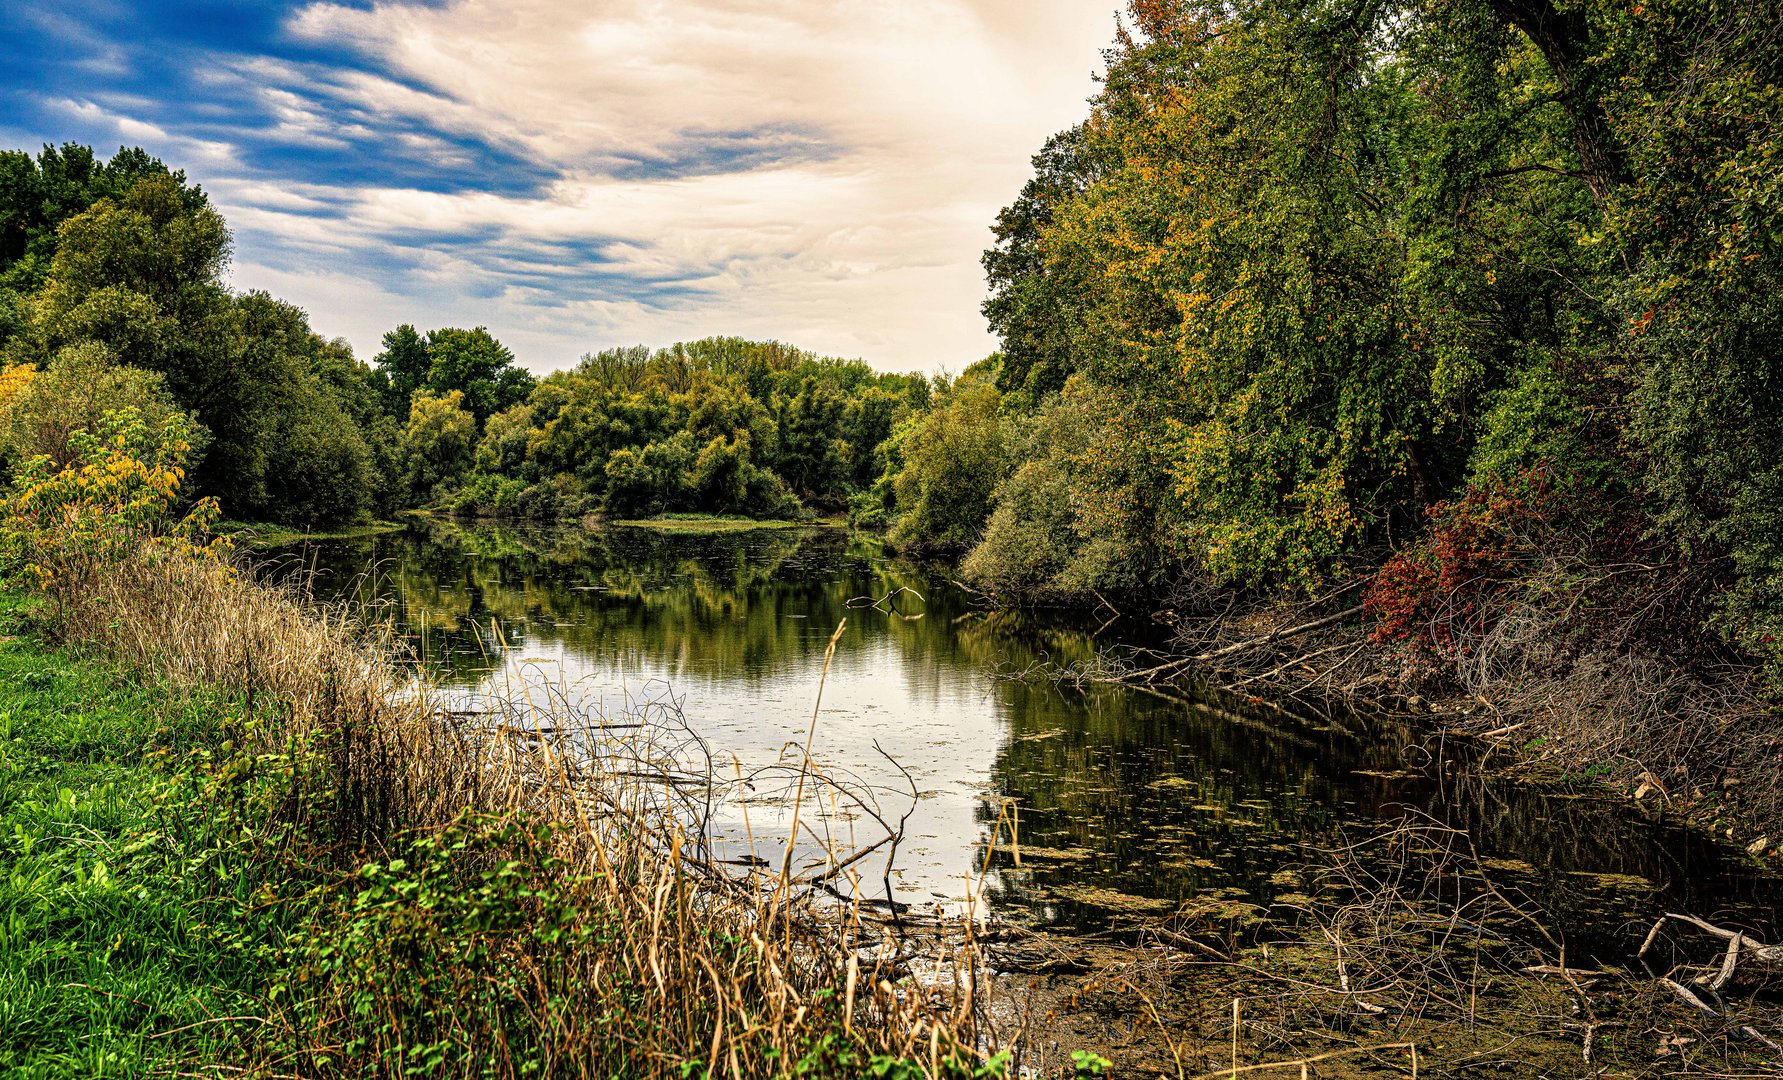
[219,0,1114,371]
[48,98,239,168]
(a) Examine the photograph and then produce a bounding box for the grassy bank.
[0,416,1003,1075]
[0,592,294,1076]
[0,527,1001,1077]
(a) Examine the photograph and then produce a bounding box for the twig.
[1186,1043,1418,1079]
[1125,605,1366,682]
[149,1016,276,1039]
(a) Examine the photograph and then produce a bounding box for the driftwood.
[1123,604,1367,684]
[1659,978,1783,1052]
[845,586,924,614]
[1640,912,1783,990]
[1640,913,1783,1052]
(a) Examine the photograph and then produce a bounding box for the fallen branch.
[1642,913,1783,989]
[1124,604,1367,683]
[1659,978,1782,1052]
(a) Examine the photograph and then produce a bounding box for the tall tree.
[0,144,205,300]
[981,125,1107,407]
[371,323,430,419]
[421,326,535,427]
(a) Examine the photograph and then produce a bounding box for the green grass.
[0,595,293,1077]
[0,582,984,1078]
[607,512,840,533]
[218,518,409,546]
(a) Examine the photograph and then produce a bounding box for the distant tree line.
[424,337,931,521]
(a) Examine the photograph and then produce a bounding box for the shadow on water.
[266,518,1780,959]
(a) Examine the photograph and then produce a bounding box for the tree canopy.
[875,0,1783,680]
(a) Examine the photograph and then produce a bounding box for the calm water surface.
[272,519,1779,959]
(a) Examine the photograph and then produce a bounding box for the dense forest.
[3,0,1782,688]
[879,0,1783,691]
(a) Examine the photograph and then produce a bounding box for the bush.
[887,376,1004,554]
[1,341,205,473]
[0,404,225,621]
[1365,468,1557,654]
[960,460,1075,597]
[958,386,1130,600]
[602,431,696,516]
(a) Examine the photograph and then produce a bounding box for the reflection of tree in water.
[267,521,1781,946]
[978,686,1394,929]
[287,519,901,686]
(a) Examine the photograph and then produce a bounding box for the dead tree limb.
[1124,604,1367,682]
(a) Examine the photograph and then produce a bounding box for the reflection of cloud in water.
[273,519,1783,944]
[459,623,1007,917]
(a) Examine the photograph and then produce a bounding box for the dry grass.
[1449,592,1783,840]
[35,548,1010,1078]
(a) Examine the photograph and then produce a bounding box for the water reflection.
[272,520,1779,954]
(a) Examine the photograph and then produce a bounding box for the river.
[267,517,1779,960]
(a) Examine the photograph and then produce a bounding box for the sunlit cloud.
[1,0,1113,371]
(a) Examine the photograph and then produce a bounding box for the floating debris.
[1051,885,1174,913]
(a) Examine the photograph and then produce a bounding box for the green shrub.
[1,340,205,473]
[886,375,1004,554]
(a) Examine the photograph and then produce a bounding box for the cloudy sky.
[1,0,1114,373]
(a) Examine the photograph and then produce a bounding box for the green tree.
[404,389,477,501]
[1,342,205,473]
[24,173,230,374]
[772,376,849,506]
[0,144,205,329]
[1597,0,1783,667]
[887,371,1005,554]
[981,125,1106,409]
[421,327,535,428]
[372,323,431,419]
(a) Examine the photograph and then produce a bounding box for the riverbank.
[14,500,1783,1075]
[1017,577,1783,869]
[0,534,999,1076]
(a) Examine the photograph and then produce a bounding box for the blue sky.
[1,0,1112,372]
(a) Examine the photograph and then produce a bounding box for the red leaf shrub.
[1366,468,1557,653]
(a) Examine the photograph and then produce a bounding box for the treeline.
[0,146,406,524]
[429,338,930,521]
[871,0,1783,680]
[0,144,936,528]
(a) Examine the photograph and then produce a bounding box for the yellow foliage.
[0,407,228,601]
[0,364,36,415]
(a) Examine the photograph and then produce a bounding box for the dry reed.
[36,549,1009,1078]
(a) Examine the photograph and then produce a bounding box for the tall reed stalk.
[35,547,1007,1078]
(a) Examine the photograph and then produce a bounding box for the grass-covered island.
[609,512,841,533]
[219,519,412,547]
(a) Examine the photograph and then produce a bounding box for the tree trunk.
[1484,0,1626,199]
